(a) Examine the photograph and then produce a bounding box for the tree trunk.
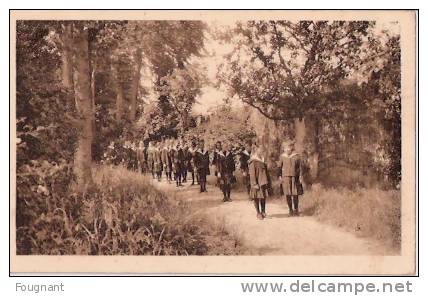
[72,24,93,189]
[111,63,124,122]
[116,84,124,122]
[294,117,306,154]
[129,48,142,121]
[61,24,73,89]
[294,116,321,182]
[90,67,96,135]
[311,117,321,180]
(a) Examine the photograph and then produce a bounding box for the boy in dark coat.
[188,141,198,185]
[181,144,189,183]
[249,146,269,220]
[194,139,210,192]
[171,140,184,187]
[218,143,236,202]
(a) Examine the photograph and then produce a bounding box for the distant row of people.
[137,138,304,220]
[137,139,200,187]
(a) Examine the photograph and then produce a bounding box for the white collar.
[242,150,250,156]
[250,155,264,163]
[281,152,298,158]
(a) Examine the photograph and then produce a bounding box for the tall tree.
[219,21,372,120]
[60,23,74,90]
[72,23,94,189]
[218,20,373,176]
[129,48,142,121]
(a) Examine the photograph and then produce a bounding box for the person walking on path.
[218,142,236,202]
[161,139,172,183]
[137,140,147,174]
[171,140,184,187]
[188,141,198,185]
[278,141,304,216]
[194,139,210,192]
[146,141,155,179]
[239,141,252,198]
[212,141,222,188]
[182,144,189,183]
[153,141,163,182]
[248,145,269,220]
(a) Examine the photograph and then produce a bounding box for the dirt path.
[152,179,392,255]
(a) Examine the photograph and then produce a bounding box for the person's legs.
[286,195,293,215]
[227,186,231,201]
[221,182,227,201]
[199,172,204,192]
[260,185,267,217]
[246,175,251,197]
[201,173,207,192]
[260,198,266,215]
[200,182,204,192]
[191,171,195,185]
[182,170,187,183]
[225,181,231,201]
[292,195,299,215]
[254,198,260,214]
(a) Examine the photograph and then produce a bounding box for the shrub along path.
[152,178,394,256]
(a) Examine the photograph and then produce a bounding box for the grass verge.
[299,184,401,251]
[17,165,244,255]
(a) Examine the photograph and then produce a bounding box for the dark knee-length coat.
[218,151,236,185]
[170,147,184,174]
[248,155,269,199]
[194,148,210,178]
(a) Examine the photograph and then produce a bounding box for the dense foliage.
[17,166,242,255]
[217,21,401,187]
[185,105,256,149]
[16,21,79,235]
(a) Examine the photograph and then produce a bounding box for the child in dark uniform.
[278,141,303,216]
[249,146,269,220]
[194,139,210,193]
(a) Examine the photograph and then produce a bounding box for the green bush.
[16,165,242,255]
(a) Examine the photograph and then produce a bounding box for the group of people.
[137,138,304,220]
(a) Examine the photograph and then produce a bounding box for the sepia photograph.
[10,10,417,274]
